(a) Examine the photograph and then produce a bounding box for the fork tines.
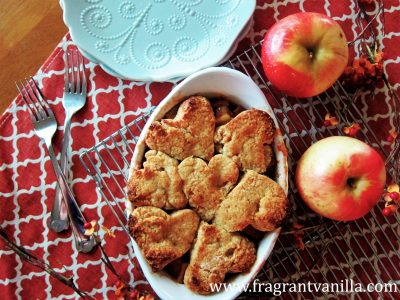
[16,78,54,121]
[64,49,87,95]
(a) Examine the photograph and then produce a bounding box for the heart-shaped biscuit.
[214,109,275,173]
[126,150,187,210]
[215,170,288,232]
[128,207,200,272]
[146,96,215,161]
[184,222,256,295]
[178,154,239,221]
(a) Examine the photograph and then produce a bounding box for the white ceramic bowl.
[128,67,289,300]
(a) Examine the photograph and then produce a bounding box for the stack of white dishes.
[60,0,256,81]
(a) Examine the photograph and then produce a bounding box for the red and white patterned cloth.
[0,1,399,299]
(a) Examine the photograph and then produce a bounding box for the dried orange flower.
[291,223,305,250]
[373,50,384,64]
[324,113,339,127]
[114,281,126,298]
[343,123,361,137]
[114,280,153,300]
[83,220,99,236]
[101,225,116,238]
[382,183,400,217]
[387,183,400,193]
[386,130,398,143]
[341,50,384,89]
[386,183,400,204]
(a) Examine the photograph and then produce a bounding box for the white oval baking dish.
[127,67,288,300]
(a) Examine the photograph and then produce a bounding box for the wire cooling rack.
[80,42,400,298]
[79,29,400,300]
[226,44,400,300]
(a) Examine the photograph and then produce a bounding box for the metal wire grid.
[79,43,400,299]
[227,43,400,300]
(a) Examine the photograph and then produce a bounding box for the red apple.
[261,12,349,98]
[296,136,386,221]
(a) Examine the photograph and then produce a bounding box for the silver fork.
[16,78,95,253]
[50,49,88,232]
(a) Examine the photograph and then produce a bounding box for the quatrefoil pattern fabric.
[1,1,400,299]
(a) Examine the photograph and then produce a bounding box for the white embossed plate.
[61,0,256,82]
[73,16,254,81]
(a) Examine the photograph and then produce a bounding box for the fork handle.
[59,113,72,176]
[47,145,96,253]
[50,114,72,231]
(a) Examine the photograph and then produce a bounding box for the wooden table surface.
[0,0,67,114]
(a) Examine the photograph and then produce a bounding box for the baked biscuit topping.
[184,222,256,295]
[214,109,275,173]
[126,150,187,210]
[129,207,200,272]
[146,96,215,161]
[126,97,288,294]
[215,170,288,232]
[178,154,239,221]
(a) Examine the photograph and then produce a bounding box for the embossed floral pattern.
[145,42,171,68]
[168,14,186,31]
[63,0,255,80]
[145,18,164,36]
[95,40,109,51]
[82,6,112,29]
[119,1,136,19]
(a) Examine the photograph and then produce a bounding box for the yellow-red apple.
[261,12,349,98]
[296,136,386,221]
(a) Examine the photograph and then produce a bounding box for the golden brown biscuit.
[146,96,215,161]
[129,207,200,272]
[215,170,288,232]
[126,150,187,210]
[178,154,239,221]
[214,109,275,173]
[184,222,256,295]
